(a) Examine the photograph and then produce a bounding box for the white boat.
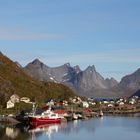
[99,110,103,117]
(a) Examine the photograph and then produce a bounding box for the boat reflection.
[0,118,102,140]
[27,119,99,140]
[28,123,67,140]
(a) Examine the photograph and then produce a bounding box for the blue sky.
[0,0,140,81]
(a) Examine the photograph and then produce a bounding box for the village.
[0,94,140,124]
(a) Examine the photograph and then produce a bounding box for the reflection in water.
[28,123,66,140]
[0,123,30,140]
[1,115,140,140]
[6,127,19,139]
[27,119,96,140]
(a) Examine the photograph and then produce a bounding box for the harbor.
[1,95,140,125]
[1,115,140,140]
[0,95,140,140]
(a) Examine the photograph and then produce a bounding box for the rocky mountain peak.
[64,63,71,67]
[110,77,116,81]
[85,65,96,73]
[106,77,118,82]
[31,58,42,65]
[119,68,140,90]
[105,77,118,88]
[73,65,81,73]
[24,59,121,97]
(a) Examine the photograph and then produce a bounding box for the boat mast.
[32,102,36,116]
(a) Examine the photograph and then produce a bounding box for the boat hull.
[28,116,61,126]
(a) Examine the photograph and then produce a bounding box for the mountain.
[3,54,140,98]
[73,65,118,97]
[24,59,51,81]
[131,90,140,98]
[118,68,140,97]
[119,68,140,90]
[105,78,118,88]
[0,53,75,106]
[24,60,80,84]
[24,59,118,97]
[75,65,107,89]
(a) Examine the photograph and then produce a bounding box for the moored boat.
[28,106,61,125]
[99,110,103,117]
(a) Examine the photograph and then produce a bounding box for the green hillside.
[0,52,75,106]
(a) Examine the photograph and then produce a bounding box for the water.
[1,115,140,140]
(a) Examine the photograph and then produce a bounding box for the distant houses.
[6,94,31,109]
[5,93,140,115]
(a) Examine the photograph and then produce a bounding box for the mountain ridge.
[24,58,140,98]
[24,59,119,97]
[2,54,139,99]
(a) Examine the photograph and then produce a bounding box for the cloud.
[0,27,64,41]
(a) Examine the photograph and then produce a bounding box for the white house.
[63,100,68,106]
[77,97,82,102]
[82,101,89,108]
[6,100,15,109]
[103,101,109,104]
[72,98,77,103]
[108,104,114,107]
[92,102,96,105]
[119,102,124,106]
[20,97,30,103]
[10,94,20,103]
[6,94,20,109]
[129,100,135,105]
[129,98,136,105]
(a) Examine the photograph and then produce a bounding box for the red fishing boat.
[28,106,61,125]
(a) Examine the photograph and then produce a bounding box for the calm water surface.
[1,115,140,140]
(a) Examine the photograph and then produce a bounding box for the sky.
[0,0,140,81]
